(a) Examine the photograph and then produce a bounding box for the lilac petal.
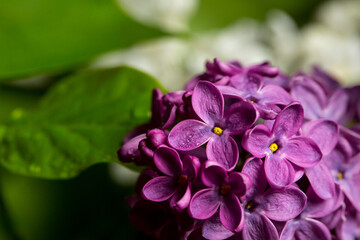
[339,127,360,156]
[228,172,251,197]
[117,133,146,162]
[151,88,164,126]
[213,58,242,75]
[242,124,272,158]
[142,176,177,202]
[146,129,167,148]
[293,165,304,182]
[162,105,177,129]
[282,137,322,168]
[311,65,340,94]
[261,186,306,221]
[224,101,258,135]
[272,102,304,138]
[241,158,267,199]
[290,76,326,120]
[192,81,224,124]
[280,220,297,240]
[135,169,159,196]
[154,146,183,177]
[207,135,239,170]
[302,119,339,155]
[220,194,244,231]
[182,155,201,181]
[305,184,343,218]
[231,73,263,96]
[341,179,360,212]
[338,213,360,240]
[217,85,245,100]
[259,84,292,105]
[250,62,279,77]
[189,189,220,220]
[255,102,282,120]
[162,90,185,105]
[265,119,275,129]
[319,204,345,230]
[305,161,335,199]
[345,153,360,179]
[264,155,295,188]
[168,119,212,151]
[323,139,349,171]
[294,219,331,240]
[169,184,191,211]
[201,164,228,188]
[203,213,235,240]
[242,212,279,240]
[324,89,349,122]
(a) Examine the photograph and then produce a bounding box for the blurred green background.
[2,0,359,239]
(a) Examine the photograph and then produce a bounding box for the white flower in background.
[92,20,272,91]
[117,0,198,33]
[184,19,272,74]
[92,38,190,91]
[297,0,360,86]
[265,10,299,72]
[299,24,360,86]
[317,0,360,33]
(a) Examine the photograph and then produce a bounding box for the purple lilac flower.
[242,102,322,188]
[218,79,292,120]
[241,158,306,240]
[280,185,343,240]
[323,139,360,211]
[225,158,307,240]
[168,81,257,170]
[142,145,200,211]
[189,163,251,231]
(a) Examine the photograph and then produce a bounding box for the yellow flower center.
[269,143,278,153]
[246,201,255,210]
[213,127,223,136]
[337,172,343,180]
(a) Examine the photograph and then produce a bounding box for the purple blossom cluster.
[118,59,360,240]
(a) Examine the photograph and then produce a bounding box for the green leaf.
[0,86,44,122]
[0,67,164,179]
[0,0,164,80]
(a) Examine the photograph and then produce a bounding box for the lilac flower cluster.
[118,59,360,240]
